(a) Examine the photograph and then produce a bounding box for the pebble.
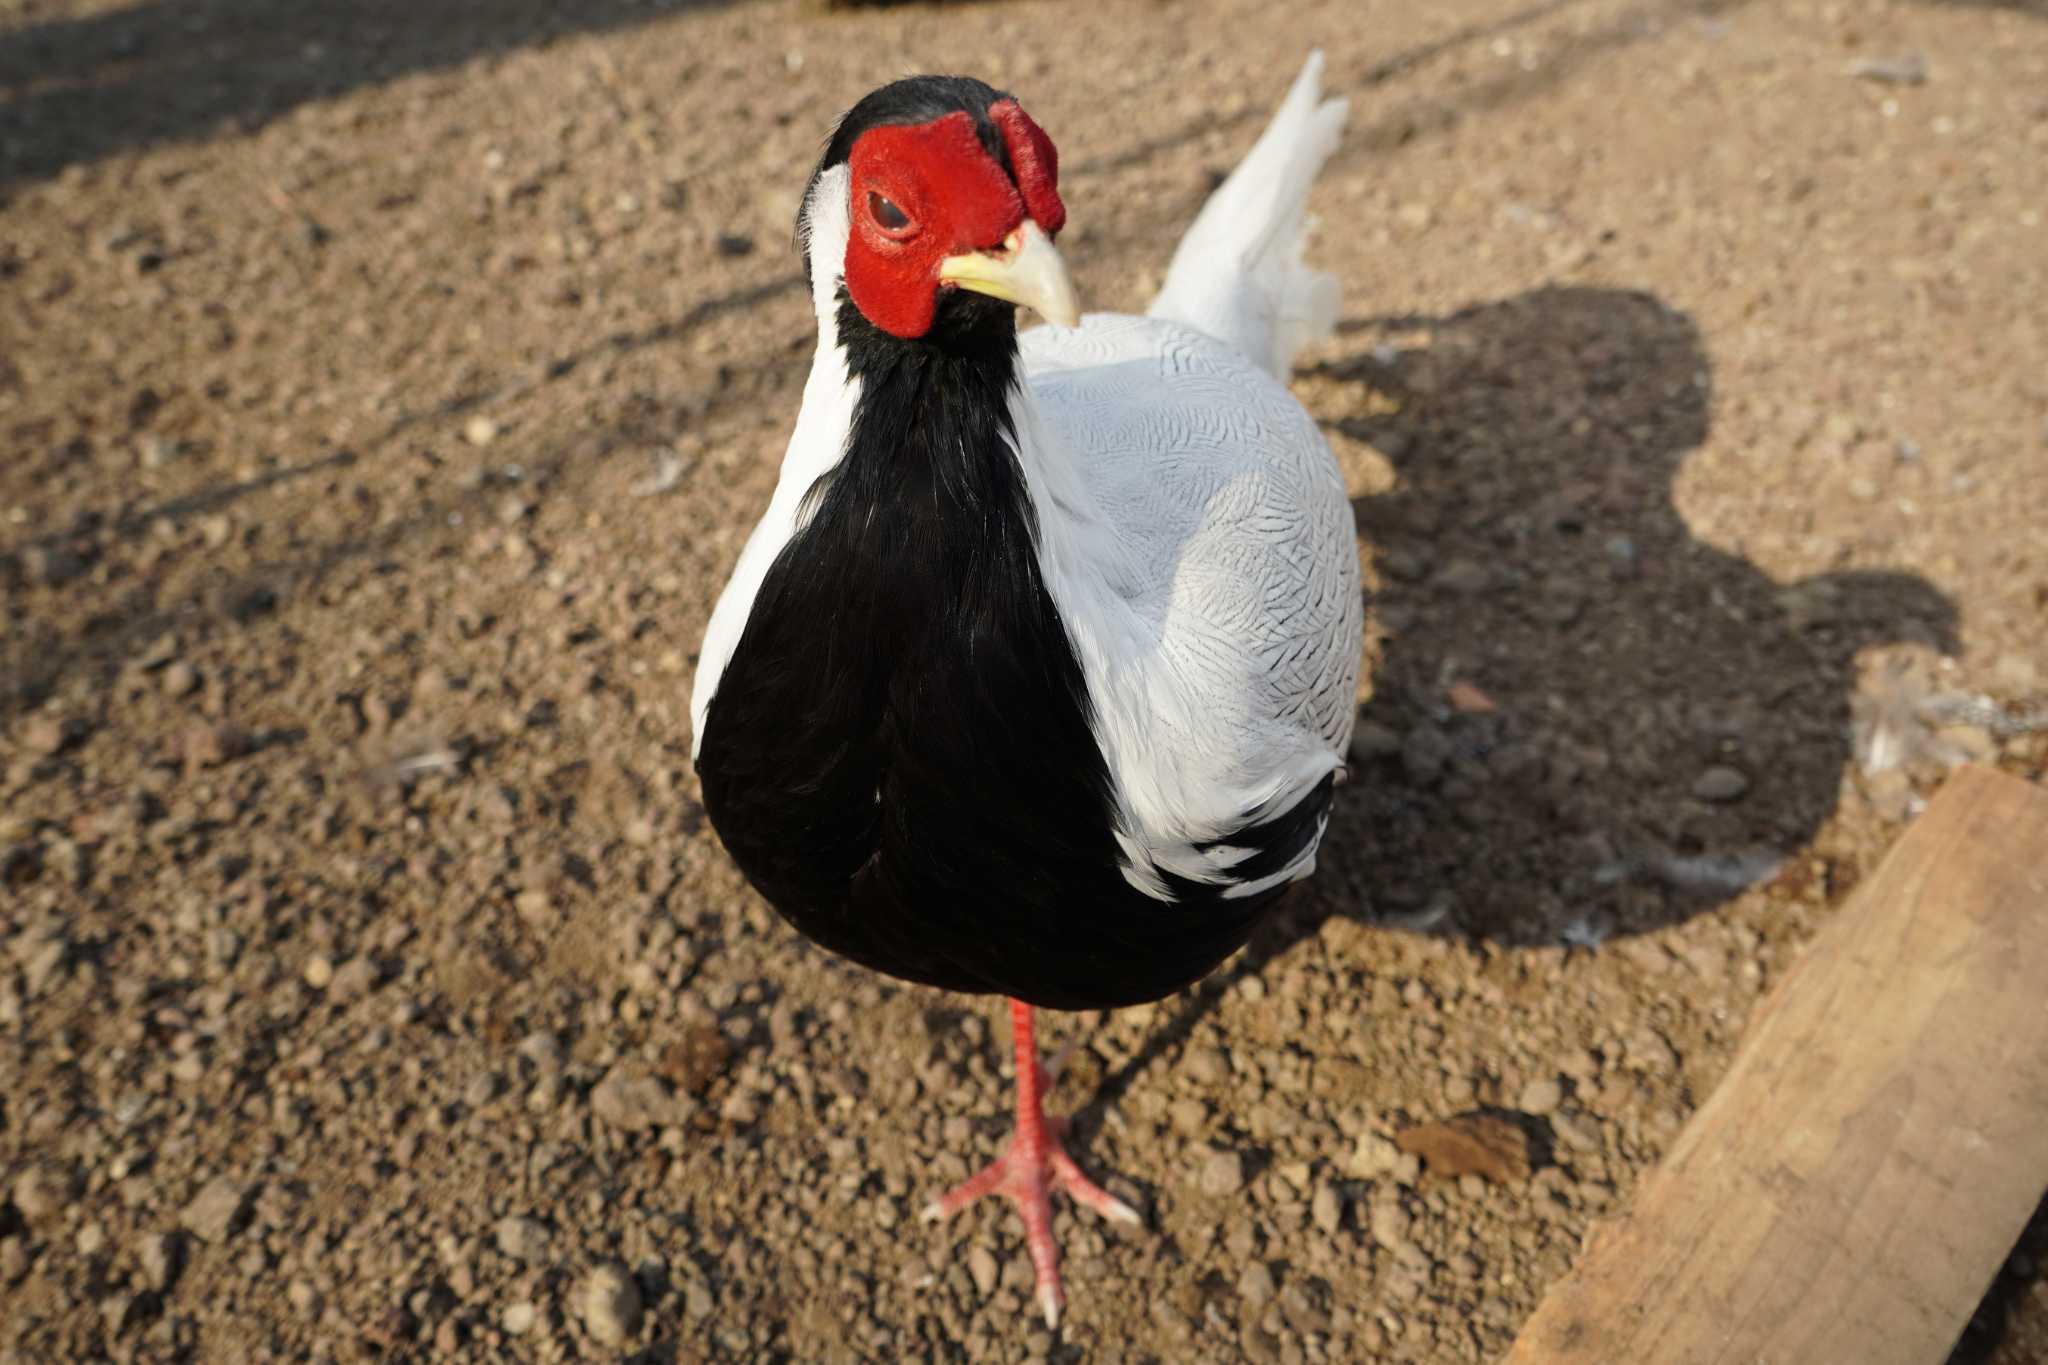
[967,1247,1000,1297]
[18,932,68,997]
[517,1031,567,1073]
[12,1166,69,1223]
[22,713,84,756]
[1199,1149,1245,1197]
[1347,722,1402,764]
[21,543,87,587]
[1401,726,1453,785]
[1237,1261,1276,1306]
[1551,1111,1602,1153]
[1433,559,1490,594]
[328,956,381,1001]
[1311,1182,1343,1235]
[502,1300,537,1335]
[591,1065,693,1132]
[160,660,200,698]
[138,1231,181,1292]
[464,415,500,446]
[1604,533,1638,576]
[580,1262,643,1347]
[496,1215,554,1263]
[1182,1046,1229,1086]
[1,1236,27,1284]
[181,1177,249,1243]
[286,1279,320,1318]
[1692,765,1750,802]
[182,722,250,771]
[1348,1131,1401,1179]
[302,955,334,990]
[1518,1077,1565,1116]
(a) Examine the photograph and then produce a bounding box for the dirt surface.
[4,0,2048,1360]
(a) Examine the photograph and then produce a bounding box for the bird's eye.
[867,191,912,232]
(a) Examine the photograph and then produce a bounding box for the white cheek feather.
[690,166,861,758]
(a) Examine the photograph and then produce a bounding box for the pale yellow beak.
[937,220,1081,328]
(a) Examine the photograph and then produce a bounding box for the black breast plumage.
[695,291,1327,1010]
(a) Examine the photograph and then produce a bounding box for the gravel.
[494,1216,554,1264]
[580,1262,644,1347]
[179,1178,249,1245]
[3,0,2045,1361]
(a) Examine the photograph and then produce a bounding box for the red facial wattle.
[843,105,1067,339]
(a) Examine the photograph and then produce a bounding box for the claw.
[922,999,1145,1327]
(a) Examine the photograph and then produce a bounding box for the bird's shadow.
[1077,283,1958,1124]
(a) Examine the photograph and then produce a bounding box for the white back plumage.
[1007,51,1360,898]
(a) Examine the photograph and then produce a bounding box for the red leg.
[921,999,1142,1328]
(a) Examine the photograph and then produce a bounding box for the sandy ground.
[4,0,2047,1360]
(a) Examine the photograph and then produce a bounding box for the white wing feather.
[1015,52,1360,899]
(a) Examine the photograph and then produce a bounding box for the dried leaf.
[1395,1113,1533,1183]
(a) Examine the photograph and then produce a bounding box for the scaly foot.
[920,1001,1142,1328]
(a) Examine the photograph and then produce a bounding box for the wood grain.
[1504,765,2048,1365]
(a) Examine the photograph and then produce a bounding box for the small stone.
[714,233,755,257]
[1369,1198,1414,1258]
[1347,722,1402,764]
[182,722,250,771]
[502,1300,537,1335]
[464,1071,501,1109]
[1198,1149,1245,1197]
[1624,1029,1680,1075]
[1402,726,1453,785]
[301,955,334,990]
[1518,1077,1565,1116]
[137,1232,181,1292]
[1348,1131,1401,1179]
[1605,534,1639,579]
[495,1215,553,1263]
[1433,558,1490,593]
[181,1177,249,1243]
[580,1262,643,1347]
[1692,765,1750,802]
[591,1065,692,1132]
[1,1235,28,1284]
[463,415,499,446]
[1311,1182,1343,1235]
[1551,1112,1602,1153]
[1183,1045,1229,1086]
[22,543,88,586]
[160,661,200,698]
[328,956,380,1001]
[76,1221,107,1256]
[719,1089,761,1126]
[18,932,68,996]
[967,1246,1000,1297]
[22,714,85,756]
[12,1166,70,1223]
[1237,1261,1276,1306]
[517,1031,566,1073]
[1847,51,1929,85]
[287,1279,321,1317]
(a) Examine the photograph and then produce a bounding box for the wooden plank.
[1504,765,2048,1365]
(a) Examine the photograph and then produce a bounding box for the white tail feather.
[1147,51,1348,380]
